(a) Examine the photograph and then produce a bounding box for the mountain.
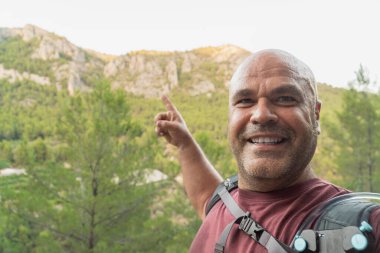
[0,24,103,95]
[0,24,250,97]
[0,25,346,127]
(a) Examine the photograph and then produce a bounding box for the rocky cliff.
[0,25,250,97]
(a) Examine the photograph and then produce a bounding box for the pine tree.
[329,65,380,192]
[1,81,172,252]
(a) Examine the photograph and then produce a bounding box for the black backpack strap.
[315,201,378,230]
[293,193,380,253]
[205,174,238,215]
[295,192,380,236]
[313,200,379,253]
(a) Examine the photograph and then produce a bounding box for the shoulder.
[302,178,350,196]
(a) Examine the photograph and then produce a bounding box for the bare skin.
[154,96,223,220]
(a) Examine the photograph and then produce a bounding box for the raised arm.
[154,96,223,219]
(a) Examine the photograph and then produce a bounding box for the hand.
[154,96,192,149]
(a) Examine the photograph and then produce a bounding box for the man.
[154,49,379,252]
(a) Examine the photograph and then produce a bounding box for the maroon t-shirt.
[189,178,380,253]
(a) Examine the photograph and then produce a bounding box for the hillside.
[0,25,250,97]
[0,25,346,107]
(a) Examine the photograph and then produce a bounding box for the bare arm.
[154,96,223,220]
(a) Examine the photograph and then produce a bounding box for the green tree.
[328,65,380,192]
[1,81,173,252]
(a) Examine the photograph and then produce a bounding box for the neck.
[238,168,316,192]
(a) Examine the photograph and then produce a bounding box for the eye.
[235,98,255,107]
[276,96,297,105]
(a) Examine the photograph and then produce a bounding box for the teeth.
[249,137,283,144]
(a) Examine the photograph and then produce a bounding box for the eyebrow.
[231,84,303,102]
[270,85,303,97]
[231,89,254,102]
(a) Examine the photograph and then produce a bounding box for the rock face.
[0,168,26,177]
[0,25,251,97]
[0,25,104,95]
[189,80,215,96]
[6,24,85,62]
[0,64,51,85]
[105,53,181,97]
[31,35,85,62]
[17,25,90,95]
[105,45,250,97]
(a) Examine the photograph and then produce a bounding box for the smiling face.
[228,50,321,191]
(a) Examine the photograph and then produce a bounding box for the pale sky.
[1,0,379,88]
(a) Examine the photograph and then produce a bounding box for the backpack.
[206,175,379,253]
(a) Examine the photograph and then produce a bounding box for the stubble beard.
[232,122,318,189]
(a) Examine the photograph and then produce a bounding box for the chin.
[241,162,284,180]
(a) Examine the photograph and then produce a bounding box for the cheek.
[228,110,250,136]
[284,109,314,134]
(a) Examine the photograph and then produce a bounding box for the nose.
[250,98,278,124]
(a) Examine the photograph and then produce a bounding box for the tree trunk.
[88,171,98,253]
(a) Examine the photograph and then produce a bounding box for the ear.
[315,100,321,120]
[315,100,322,134]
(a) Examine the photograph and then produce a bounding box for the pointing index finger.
[161,95,178,113]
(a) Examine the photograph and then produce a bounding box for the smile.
[247,137,286,144]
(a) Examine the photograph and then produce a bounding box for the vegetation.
[0,36,57,81]
[325,65,380,191]
[0,81,197,252]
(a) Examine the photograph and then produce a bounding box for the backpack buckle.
[239,212,264,241]
[223,178,232,188]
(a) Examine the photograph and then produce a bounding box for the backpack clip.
[239,212,264,241]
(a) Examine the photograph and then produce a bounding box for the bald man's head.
[227,49,321,191]
[230,49,318,106]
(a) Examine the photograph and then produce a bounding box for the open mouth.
[247,137,286,144]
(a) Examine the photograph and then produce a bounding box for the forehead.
[230,52,313,97]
